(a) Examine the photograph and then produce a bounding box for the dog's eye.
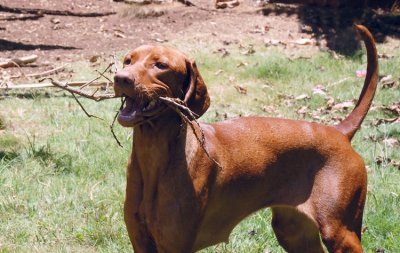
[124,58,131,65]
[155,62,168,69]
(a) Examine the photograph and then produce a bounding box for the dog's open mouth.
[118,96,165,127]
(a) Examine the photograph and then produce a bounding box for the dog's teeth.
[149,100,156,108]
[143,100,156,112]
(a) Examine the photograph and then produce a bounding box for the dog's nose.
[114,71,135,87]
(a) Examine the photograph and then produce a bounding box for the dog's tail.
[335,24,379,141]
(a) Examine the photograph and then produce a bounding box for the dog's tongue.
[117,96,163,127]
[119,97,141,119]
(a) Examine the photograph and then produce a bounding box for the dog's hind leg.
[315,160,367,253]
[271,206,326,253]
[318,186,366,253]
[320,225,363,253]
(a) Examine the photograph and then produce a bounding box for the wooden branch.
[0,55,37,68]
[48,79,118,101]
[0,4,116,17]
[11,64,66,79]
[110,97,126,148]
[113,54,121,72]
[159,97,199,118]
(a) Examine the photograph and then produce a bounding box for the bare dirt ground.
[1,0,399,77]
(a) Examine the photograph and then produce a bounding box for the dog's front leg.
[124,157,156,253]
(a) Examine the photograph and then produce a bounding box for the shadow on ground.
[0,39,79,51]
[261,4,400,55]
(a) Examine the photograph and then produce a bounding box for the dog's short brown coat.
[114,25,378,253]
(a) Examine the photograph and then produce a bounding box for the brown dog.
[113,24,378,253]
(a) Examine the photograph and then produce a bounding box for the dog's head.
[114,45,210,127]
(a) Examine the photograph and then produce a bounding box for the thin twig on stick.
[71,93,104,120]
[47,78,118,101]
[110,97,126,148]
[159,97,199,118]
[95,69,114,83]
[112,54,121,73]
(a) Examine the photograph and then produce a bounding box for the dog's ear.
[183,60,210,118]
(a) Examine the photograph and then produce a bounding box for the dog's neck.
[132,111,188,203]
[133,110,183,140]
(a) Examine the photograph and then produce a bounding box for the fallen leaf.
[264,39,283,46]
[382,138,399,147]
[332,101,355,111]
[214,69,224,75]
[378,53,394,59]
[296,106,308,115]
[234,85,247,94]
[383,102,400,116]
[380,75,393,83]
[379,75,398,89]
[277,93,293,100]
[51,18,61,24]
[215,0,240,9]
[222,40,232,45]
[89,55,100,63]
[375,156,400,169]
[330,51,342,60]
[215,111,228,119]
[236,62,248,68]
[325,96,335,109]
[289,55,312,61]
[356,70,367,78]
[391,160,400,170]
[312,84,326,95]
[328,115,345,124]
[52,24,62,30]
[262,105,278,114]
[154,38,168,43]
[311,110,322,120]
[375,156,386,166]
[293,38,315,45]
[240,45,255,55]
[215,48,230,57]
[248,229,256,236]
[382,80,399,89]
[364,134,378,142]
[114,31,126,38]
[295,94,310,100]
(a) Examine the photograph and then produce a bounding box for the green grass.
[0,44,399,252]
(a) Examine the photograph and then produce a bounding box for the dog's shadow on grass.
[261,4,400,55]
